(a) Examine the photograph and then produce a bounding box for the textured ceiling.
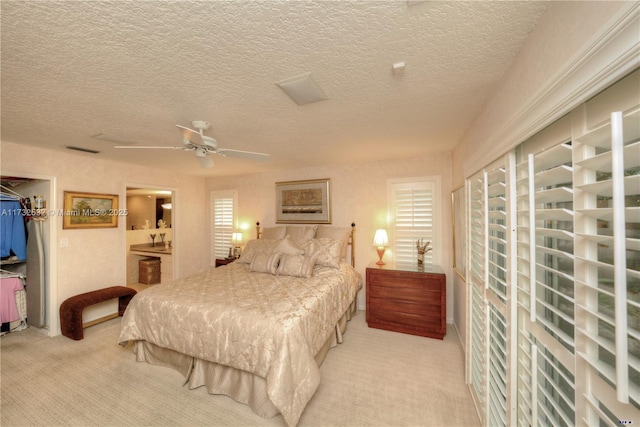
[1,1,548,177]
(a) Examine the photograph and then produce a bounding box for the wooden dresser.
[366,261,446,339]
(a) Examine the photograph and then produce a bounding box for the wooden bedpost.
[350,222,356,267]
[256,222,261,239]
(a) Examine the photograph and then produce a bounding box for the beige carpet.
[1,312,479,426]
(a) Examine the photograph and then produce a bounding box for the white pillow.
[277,254,315,278]
[250,252,281,274]
[261,226,286,239]
[237,239,279,264]
[289,237,313,255]
[309,238,343,268]
[274,236,305,255]
[316,226,350,260]
[286,225,317,241]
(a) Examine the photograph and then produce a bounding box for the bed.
[118,224,361,427]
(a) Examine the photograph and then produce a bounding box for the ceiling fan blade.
[114,145,185,150]
[176,124,202,143]
[196,154,215,168]
[217,148,270,162]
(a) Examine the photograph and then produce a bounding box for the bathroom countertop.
[130,243,172,255]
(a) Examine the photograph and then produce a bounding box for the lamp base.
[376,247,386,265]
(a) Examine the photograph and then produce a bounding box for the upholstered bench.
[60,286,137,340]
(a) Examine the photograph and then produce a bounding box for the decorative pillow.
[309,238,343,268]
[277,254,315,278]
[286,225,317,241]
[274,235,305,255]
[250,252,281,274]
[316,226,351,260]
[261,226,286,240]
[289,236,313,254]
[237,239,279,264]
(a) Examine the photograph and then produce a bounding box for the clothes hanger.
[0,268,25,279]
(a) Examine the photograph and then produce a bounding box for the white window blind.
[466,157,517,426]
[516,134,577,426]
[469,70,639,427]
[573,107,640,419]
[388,179,438,264]
[468,170,487,415]
[211,190,237,261]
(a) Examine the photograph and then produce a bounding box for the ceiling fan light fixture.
[195,147,207,158]
[276,73,328,105]
[197,155,214,169]
[201,135,218,149]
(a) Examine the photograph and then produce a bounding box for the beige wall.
[205,153,455,320]
[1,141,207,335]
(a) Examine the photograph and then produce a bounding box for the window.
[388,178,440,265]
[466,156,517,425]
[211,190,237,261]
[467,70,640,427]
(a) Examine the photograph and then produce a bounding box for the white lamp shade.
[373,229,389,247]
[232,232,243,244]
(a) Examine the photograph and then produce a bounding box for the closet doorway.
[124,186,176,290]
[0,173,57,336]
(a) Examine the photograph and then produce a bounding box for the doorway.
[124,186,176,289]
[0,173,57,336]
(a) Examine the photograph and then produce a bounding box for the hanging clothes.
[0,200,27,261]
[0,276,24,323]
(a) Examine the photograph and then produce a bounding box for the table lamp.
[232,232,243,259]
[373,229,389,265]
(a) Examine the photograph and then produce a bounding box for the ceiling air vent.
[276,73,328,105]
[65,146,100,154]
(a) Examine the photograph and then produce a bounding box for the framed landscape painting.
[275,178,331,224]
[63,191,120,229]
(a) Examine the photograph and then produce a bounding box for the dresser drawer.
[367,282,441,303]
[368,306,443,331]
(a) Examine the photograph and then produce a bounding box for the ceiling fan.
[115,120,270,168]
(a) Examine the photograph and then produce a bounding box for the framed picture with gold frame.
[275,178,331,224]
[63,191,120,229]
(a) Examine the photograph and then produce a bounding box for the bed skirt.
[130,301,358,420]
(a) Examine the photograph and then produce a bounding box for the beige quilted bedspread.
[118,262,361,426]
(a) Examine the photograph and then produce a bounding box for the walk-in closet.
[1,176,51,335]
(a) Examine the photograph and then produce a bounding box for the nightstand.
[366,261,446,339]
[215,258,235,268]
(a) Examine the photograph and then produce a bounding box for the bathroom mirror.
[126,188,172,230]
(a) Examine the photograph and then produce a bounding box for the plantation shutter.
[573,107,640,421]
[389,180,437,264]
[468,169,487,413]
[211,190,237,261]
[467,61,639,427]
[516,133,577,426]
[467,155,517,426]
[513,97,639,425]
